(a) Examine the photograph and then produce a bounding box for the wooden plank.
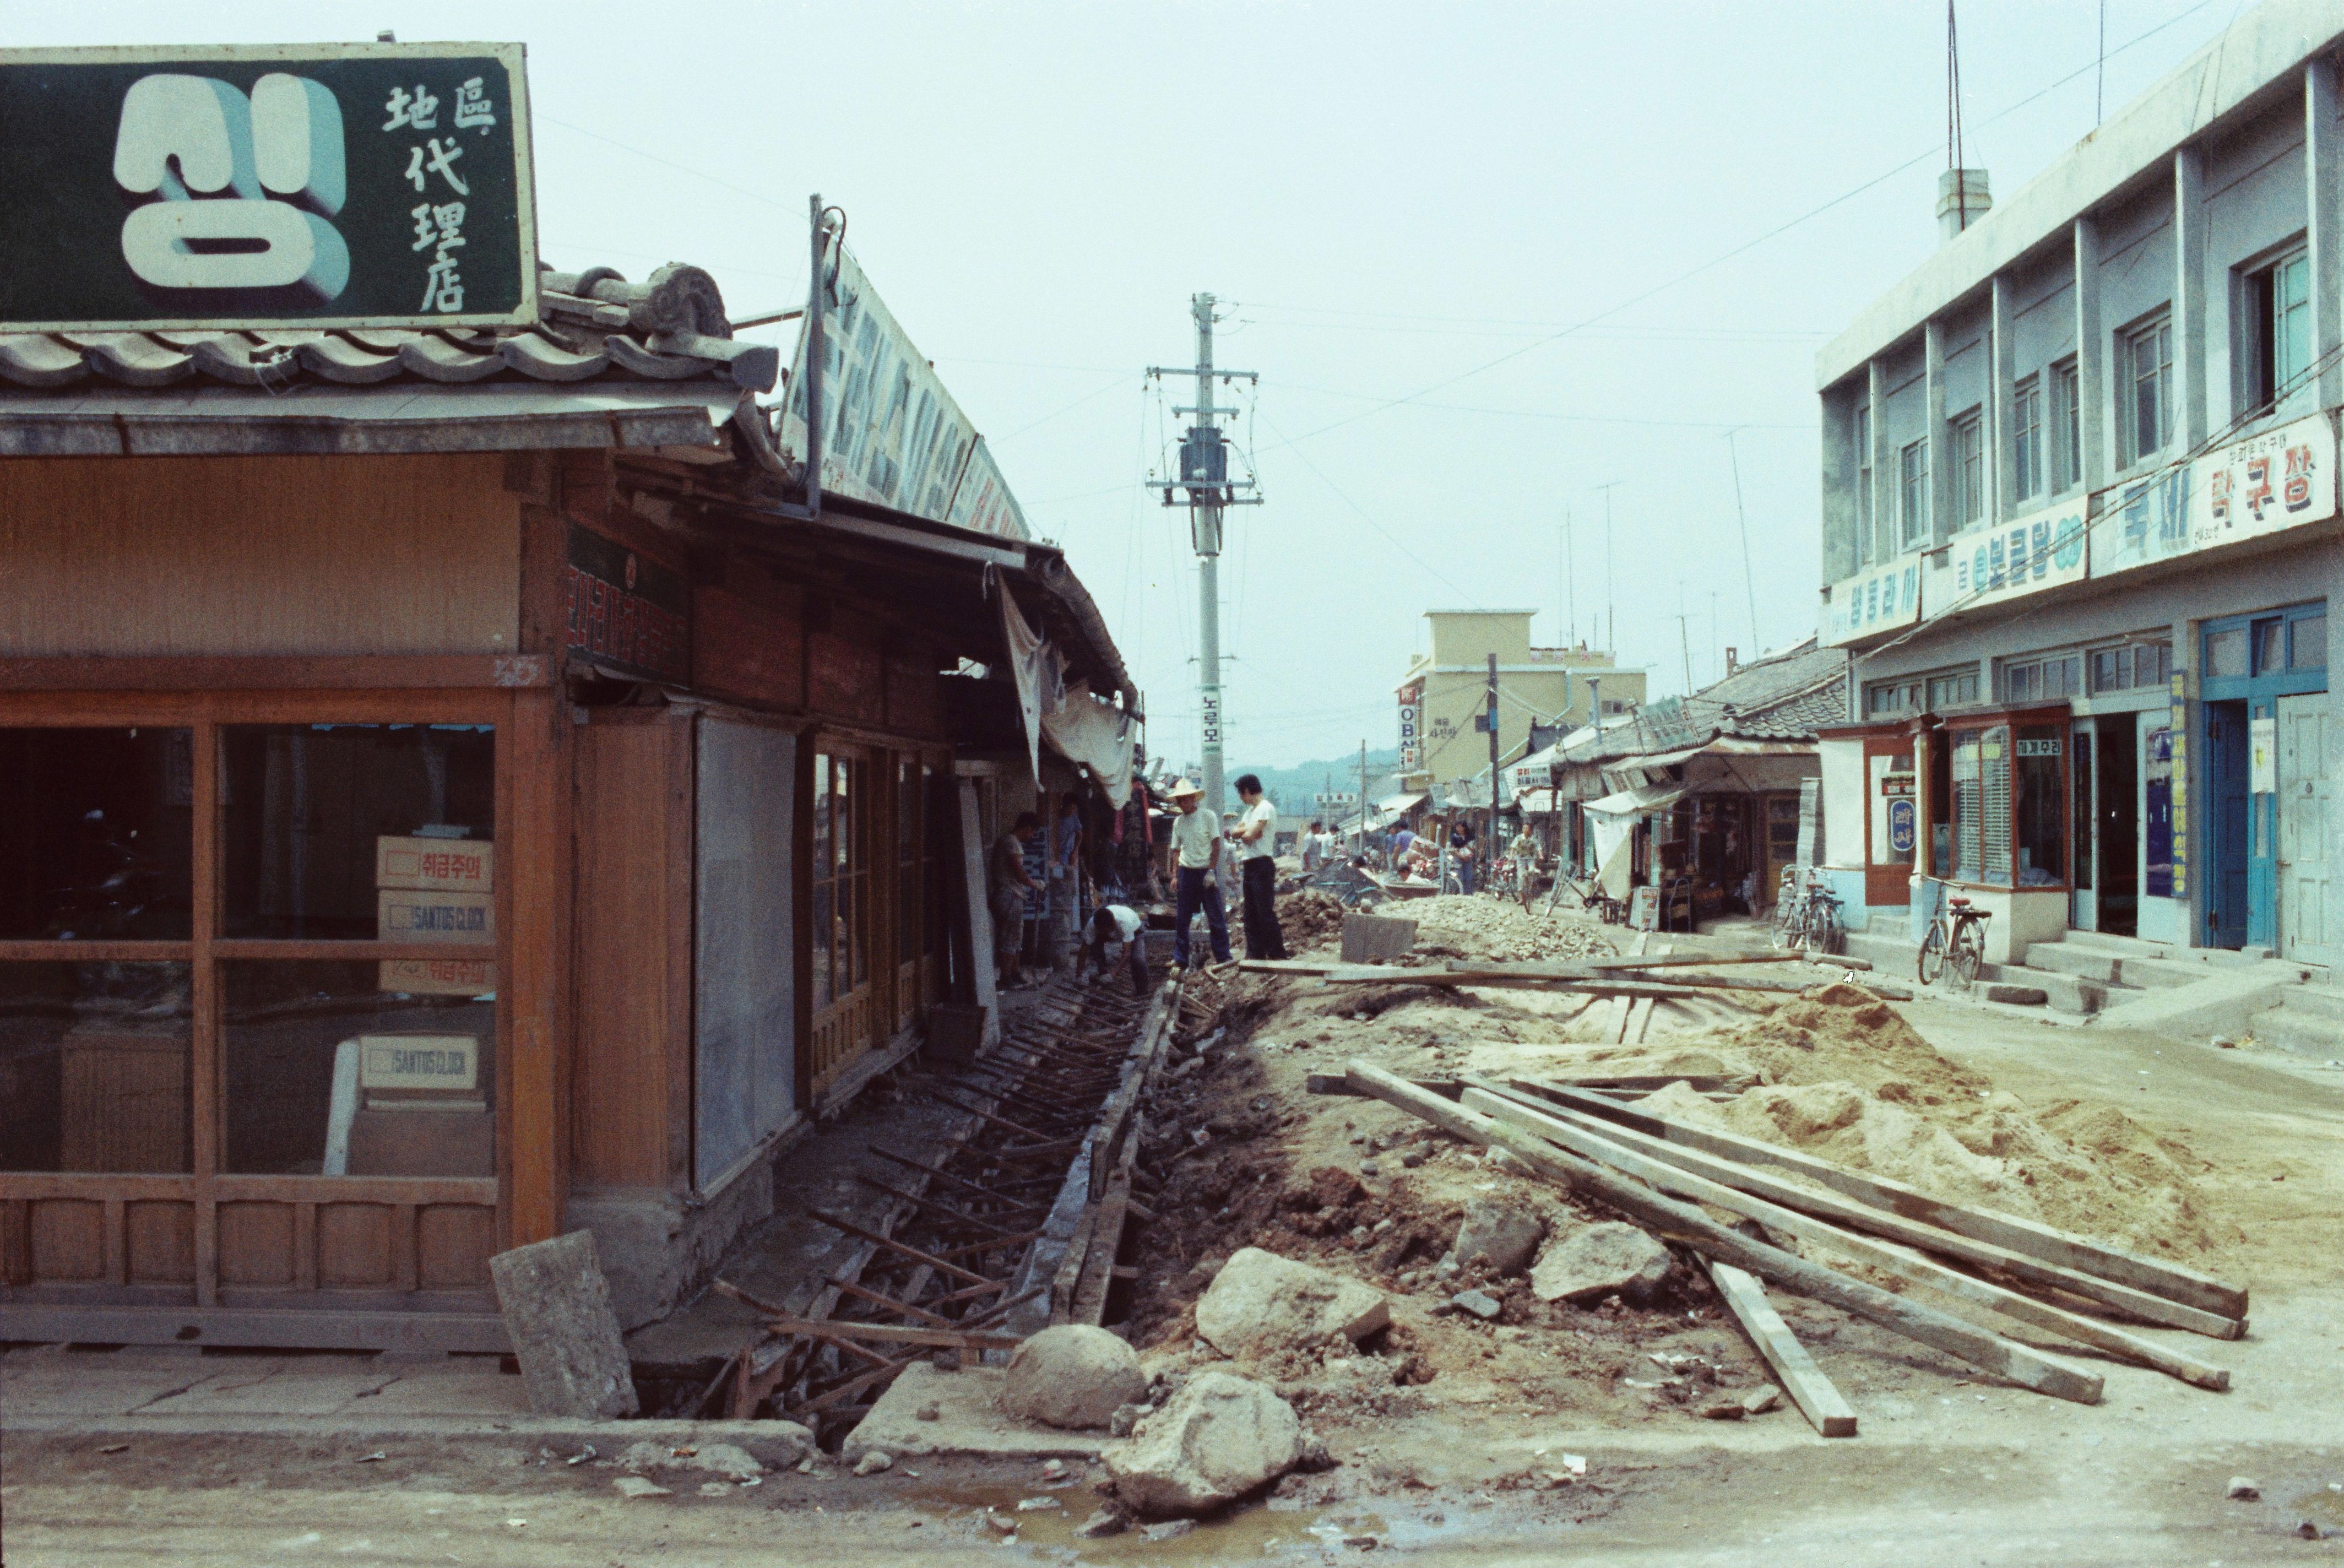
[1464,1085,2232,1392]
[753,1314,1024,1353]
[1707,1261,1858,1437]
[1522,1081,2247,1325]
[806,1209,991,1287]
[506,685,564,1246]
[1345,1061,2104,1405]
[1599,932,1651,1041]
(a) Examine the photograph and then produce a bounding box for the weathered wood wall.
[0,454,522,657]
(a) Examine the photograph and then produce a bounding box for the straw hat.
[1165,779,1204,800]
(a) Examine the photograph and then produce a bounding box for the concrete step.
[1998,965,2112,1015]
[2271,984,2344,1026]
[2056,930,2179,961]
[2023,940,2201,991]
[2251,1005,2344,1059]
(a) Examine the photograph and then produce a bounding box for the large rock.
[1103,1372,1304,1517]
[487,1230,639,1419]
[1451,1196,1545,1276]
[1001,1325,1147,1430]
[1195,1249,1390,1360]
[1529,1222,1672,1304]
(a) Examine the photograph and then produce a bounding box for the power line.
[1252,0,2228,460]
[1251,406,1484,606]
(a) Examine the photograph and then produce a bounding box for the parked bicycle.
[1771,866,1844,956]
[1917,890,1991,988]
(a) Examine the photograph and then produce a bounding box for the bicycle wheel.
[1810,898,1843,956]
[1772,891,1801,949]
[1917,922,1945,985]
[1949,921,1984,986]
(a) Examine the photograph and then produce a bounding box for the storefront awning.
[1584,782,1691,818]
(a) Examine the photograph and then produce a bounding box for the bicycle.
[1918,891,1990,987]
[1771,867,1844,956]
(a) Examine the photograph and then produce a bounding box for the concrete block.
[2093,970,2301,1040]
[1978,982,2048,1006]
[844,1363,1109,1461]
[1340,913,1417,964]
[487,1230,639,1420]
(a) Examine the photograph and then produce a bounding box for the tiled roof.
[0,263,779,394]
[1559,640,1848,764]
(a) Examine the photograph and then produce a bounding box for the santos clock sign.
[0,42,536,330]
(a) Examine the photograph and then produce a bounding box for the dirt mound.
[1408,896,1614,965]
[1277,889,1347,952]
[1703,983,1987,1105]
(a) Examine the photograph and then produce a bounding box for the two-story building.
[1398,610,1643,801]
[1813,0,2343,967]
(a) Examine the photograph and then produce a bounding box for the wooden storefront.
[0,274,1137,1348]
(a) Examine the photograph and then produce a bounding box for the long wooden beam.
[1707,1261,1858,1436]
[1345,1061,2103,1405]
[1522,1079,2246,1323]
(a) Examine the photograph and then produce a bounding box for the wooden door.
[2278,693,2336,965]
[0,691,510,1350]
[809,746,880,1099]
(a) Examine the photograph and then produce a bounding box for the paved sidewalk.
[2,1345,530,1428]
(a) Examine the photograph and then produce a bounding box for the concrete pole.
[1192,292,1225,818]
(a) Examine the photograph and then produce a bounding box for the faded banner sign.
[566,524,690,682]
[2092,411,2337,579]
[780,244,1029,540]
[1822,557,1922,647]
[1927,500,2088,618]
[0,43,535,330]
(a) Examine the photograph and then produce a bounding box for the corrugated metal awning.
[1583,782,1691,818]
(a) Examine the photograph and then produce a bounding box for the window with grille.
[2124,314,2173,466]
[1952,409,1984,529]
[2052,360,2081,491]
[2244,249,2312,415]
[2012,376,2042,500]
[1900,440,1929,549]
[2002,653,2080,704]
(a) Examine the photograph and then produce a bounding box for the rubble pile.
[1103,899,2245,1470]
[1276,888,1349,952]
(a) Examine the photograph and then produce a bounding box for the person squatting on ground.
[1165,779,1231,969]
[1233,773,1289,961]
[1082,902,1150,997]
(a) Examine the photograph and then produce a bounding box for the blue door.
[2204,701,2250,948]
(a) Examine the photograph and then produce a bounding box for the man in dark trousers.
[1165,779,1231,970]
[1231,774,1289,960]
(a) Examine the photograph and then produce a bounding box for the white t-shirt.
[1102,905,1144,945]
[1239,799,1278,861]
[1170,805,1218,869]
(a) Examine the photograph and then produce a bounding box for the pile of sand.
[1629,985,2236,1260]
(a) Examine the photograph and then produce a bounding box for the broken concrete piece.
[1195,1248,1390,1360]
[1104,1372,1305,1518]
[1530,1222,1672,1304]
[486,1231,639,1420]
[1002,1325,1147,1431]
[1452,1196,1545,1276]
[1698,1397,1746,1420]
[1450,1289,1503,1321]
[847,1364,1110,1461]
[1743,1385,1782,1416]
[1076,1512,1130,1539]
[2228,1477,2260,1500]
[854,1449,894,1475]
[1340,913,1418,964]
[611,1475,670,1499]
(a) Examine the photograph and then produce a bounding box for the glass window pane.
[851,875,869,987]
[836,877,856,991]
[2291,615,2326,671]
[2015,725,2065,886]
[1981,725,2014,884]
[2071,729,2093,891]
[2252,620,2285,676]
[1952,731,1982,882]
[811,882,833,1010]
[2206,628,2248,680]
[0,729,193,940]
[0,962,192,1173]
[2093,649,2126,692]
[221,725,495,941]
[223,961,493,1176]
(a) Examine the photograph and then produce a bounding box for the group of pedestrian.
[1161,772,1289,970]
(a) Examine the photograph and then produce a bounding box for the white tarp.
[999,585,1050,783]
[780,245,1029,540]
[1041,682,1136,809]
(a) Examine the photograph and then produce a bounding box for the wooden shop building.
[0,262,1138,1349]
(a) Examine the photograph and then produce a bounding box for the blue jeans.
[1174,866,1232,968]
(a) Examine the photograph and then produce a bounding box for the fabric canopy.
[1040,681,1136,809]
[1583,782,1691,818]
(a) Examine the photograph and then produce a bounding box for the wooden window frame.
[1940,703,2074,892]
[0,689,507,1319]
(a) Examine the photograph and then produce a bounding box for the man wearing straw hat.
[1165,779,1231,970]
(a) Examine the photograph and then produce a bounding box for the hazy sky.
[31,1,2250,767]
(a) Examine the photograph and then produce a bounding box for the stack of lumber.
[1240,950,1913,1002]
[1337,1061,2245,1437]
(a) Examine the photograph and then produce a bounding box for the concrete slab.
[138,1366,400,1417]
[0,1364,215,1420]
[354,1369,534,1417]
[1341,913,1418,964]
[2093,967,2302,1039]
[842,1361,1110,1462]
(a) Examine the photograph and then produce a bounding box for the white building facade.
[1814,1,2344,967]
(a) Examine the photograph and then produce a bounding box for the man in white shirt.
[1299,820,1325,873]
[1082,903,1150,996]
[1165,779,1231,969]
[1231,774,1289,960]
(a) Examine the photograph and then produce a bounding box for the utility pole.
[1676,612,1694,694]
[1560,511,1574,647]
[804,193,828,517]
[1485,653,1500,887]
[1359,741,1370,858]
[1151,295,1260,817]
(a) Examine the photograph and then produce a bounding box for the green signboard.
[0,42,536,330]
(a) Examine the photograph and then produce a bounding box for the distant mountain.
[1229,748,1402,816]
